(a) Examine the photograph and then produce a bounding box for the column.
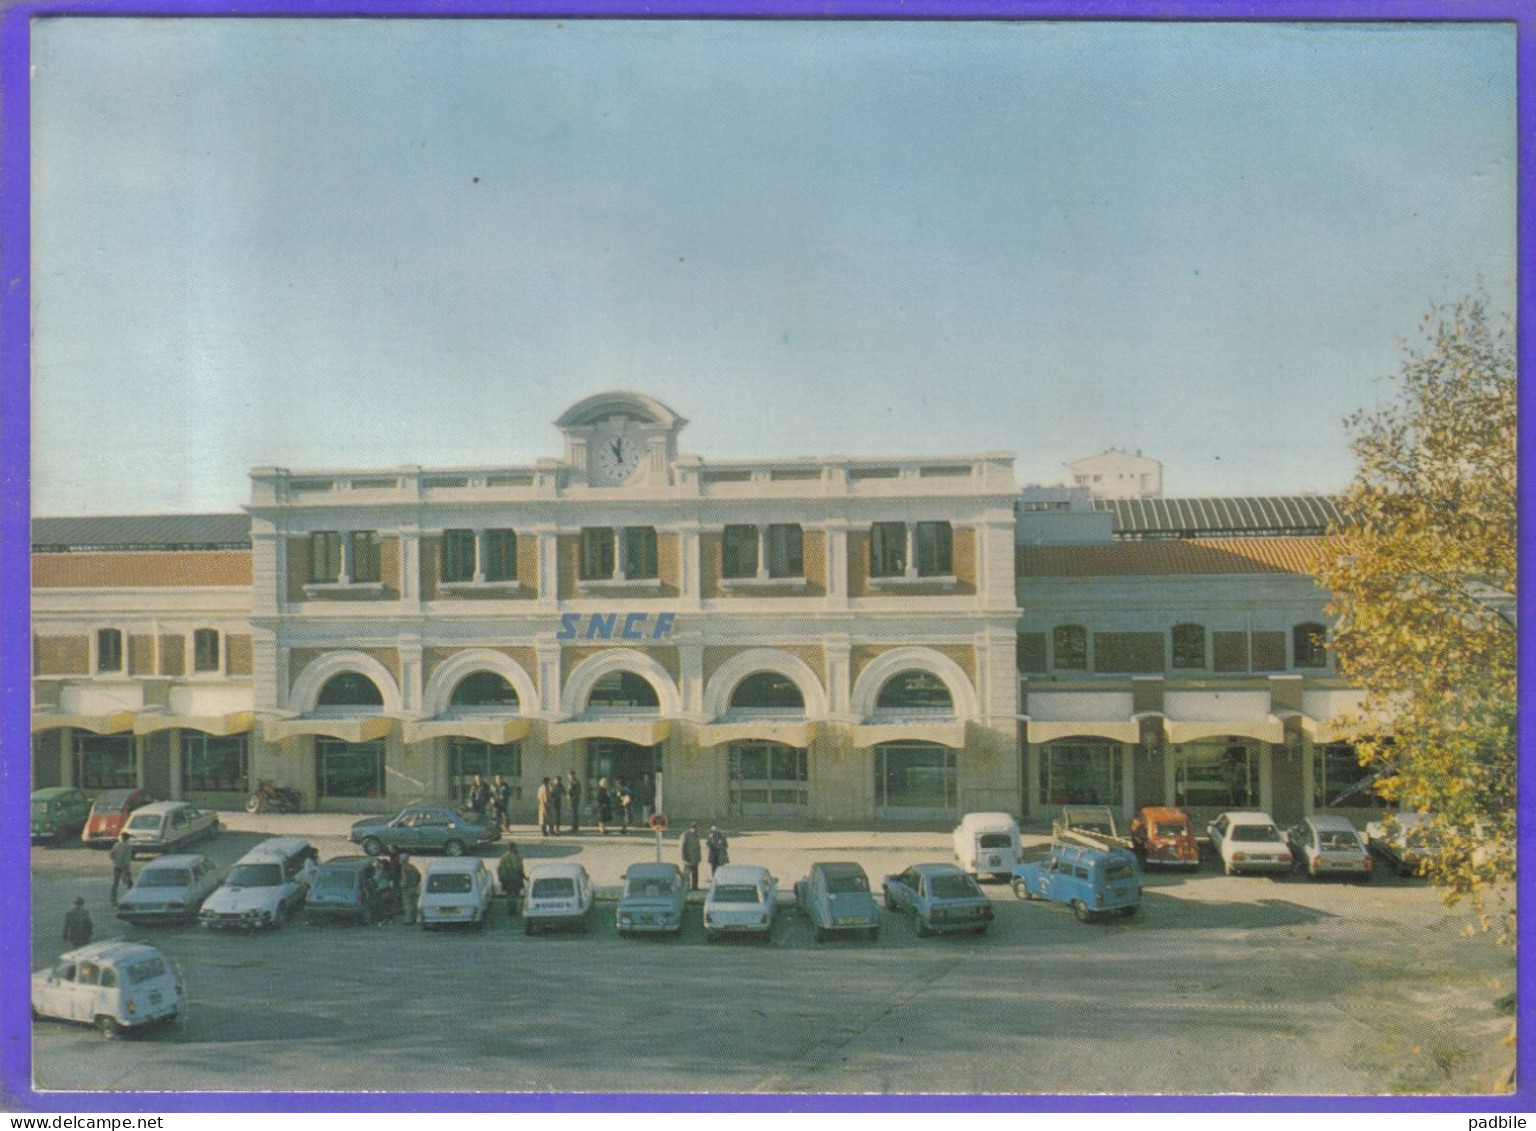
[168,730,183,801]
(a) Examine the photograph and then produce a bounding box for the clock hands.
[610,438,625,462]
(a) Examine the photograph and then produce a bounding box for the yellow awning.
[31,711,135,735]
[545,719,672,747]
[134,711,255,737]
[263,716,395,744]
[1166,719,1286,745]
[1026,720,1142,745]
[697,721,818,749]
[402,717,532,745]
[1300,717,1353,744]
[850,721,968,749]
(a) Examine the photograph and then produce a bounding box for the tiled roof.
[32,513,250,551]
[32,551,253,588]
[1096,496,1344,538]
[1017,537,1342,578]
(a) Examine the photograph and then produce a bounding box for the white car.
[524,862,594,935]
[952,812,1022,879]
[116,853,224,924]
[419,856,494,930]
[199,837,317,931]
[1207,811,1292,876]
[121,801,220,857]
[703,863,777,941]
[32,941,184,1037]
[1287,816,1373,882]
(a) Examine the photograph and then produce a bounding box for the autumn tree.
[1314,293,1517,937]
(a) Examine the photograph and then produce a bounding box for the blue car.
[882,863,993,937]
[1011,841,1141,922]
[795,861,881,942]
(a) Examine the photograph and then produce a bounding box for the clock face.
[594,434,644,484]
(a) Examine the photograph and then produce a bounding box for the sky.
[28,18,1517,516]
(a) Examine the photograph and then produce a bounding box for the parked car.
[794,861,880,942]
[1365,811,1441,876]
[121,801,220,857]
[524,862,595,935]
[32,941,184,1037]
[115,854,223,925]
[31,787,93,845]
[349,804,499,858]
[82,788,156,848]
[1207,811,1292,876]
[952,812,1022,879]
[704,863,778,941]
[882,863,994,936]
[1052,805,1125,845]
[419,856,494,930]
[1012,841,1141,921]
[306,855,398,925]
[1129,806,1201,869]
[199,837,317,931]
[1287,816,1373,882]
[616,862,688,937]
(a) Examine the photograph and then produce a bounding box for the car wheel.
[867,926,880,942]
[813,926,827,943]
[1120,905,1138,918]
[1223,858,1235,877]
[915,917,933,938]
[361,837,384,857]
[444,840,466,857]
[883,892,896,911]
[1072,900,1091,923]
[94,1015,121,1040]
[1011,879,1029,901]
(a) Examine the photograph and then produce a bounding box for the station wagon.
[1012,841,1141,922]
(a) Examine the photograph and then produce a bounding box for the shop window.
[72,734,135,789]
[730,742,808,814]
[96,628,123,673]
[580,528,615,581]
[587,671,659,711]
[624,527,658,580]
[869,522,906,577]
[485,529,518,582]
[1171,623,1206,669]
[729,671,804,711]
[442,529,476,583]
[1039,742,1123,807]
[915,521,952,576]
[316,738,384,799]
[1052,624,1088,670]
[316,672,384,709]
[180,731,248,792]
[448,739,522,805]
[875,670,953,712]
[1173,743,1258,809]
[1294,622,1329,669]
[350,531,381,584]
[1313,743,1377,808]
[449,671,520,710]
[309,532,342,583]
[192,629,221,673]
[722,526,758,579]
[767,524,803,579]
[875,742,958,814]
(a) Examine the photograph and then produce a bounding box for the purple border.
[0,0,1528,1114]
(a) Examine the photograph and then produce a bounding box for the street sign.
[649,812,669,832]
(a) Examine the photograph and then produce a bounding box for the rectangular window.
[350,530,381,583]
[316,739,385,799]
[1174,744,1257,809]
[180,732,249,792]
[448,739,523,806]
[442,529,476,583]
[915,521,952,576]
[72,734,134,789]
[722,525,759,579]
[96,628,123,673]
[484,529,518,582]
[766,524,803,579]
[869,522,906,577]
[1171,624,1206,669]
[193,629,221,673]
[580,528,615,581]
[624,527,658,580]
[1052,625,1088,670]
[309,531,342,583]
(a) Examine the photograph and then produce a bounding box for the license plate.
[835,917,860,926]
[440,907,460,915]
[638,915,654,925]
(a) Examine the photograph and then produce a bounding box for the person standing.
[63,897,93,948]
[491,774,512,829]
[566,772,582,833]
[383,847,403,916]
[109,833,135,904]
[497,842,526,922]
[399,854,422,926]
[680,822,702,891]
[596,778,613,836]
[467,773,491,819]
[639,773,656,821]
[536,777,551,836]
[706,825,730,880]
[616,779,633,836]
[549,775,565,833]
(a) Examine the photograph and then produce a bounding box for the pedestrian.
[680,821,702,891]
[497,842,526,921]
[596,777,613,836]
[491,774,512,829]
[536,777,551,836]
[639,773,656,821]
[399,854,422,925]
[382,846,403,913]
[549,775,565,833]
[63,897,93,948]
[617,778,634,835]
[467,773,491,819]
[109,832,134,904]
[706,825,730,879]
[566,771,582,833]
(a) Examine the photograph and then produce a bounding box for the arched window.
[729,672,805,711]
[587,671,659,711]
[316,672,384,708]
[96,628,123,673]
[1293,622,1328,669]
[449,671,519,710]
[875,670,953,712]
[1171,623,1206,670]
[1052,624,1087,670]
[193,629,221,673]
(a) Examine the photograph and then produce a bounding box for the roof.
[58,941,165,964]
[33,550,252,588]
[1017,536,1340,578]
[32,513,251,551]
[1097,496,1344,538]
[528,860,586,877]
[711,863,771,882]
[31,786,80,799]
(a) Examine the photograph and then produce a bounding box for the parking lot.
[28,814,1515,1096]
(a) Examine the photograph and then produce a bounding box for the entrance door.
[586,740,658,801]
[728,742,808,817]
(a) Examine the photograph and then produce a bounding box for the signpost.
[649,812,668,862]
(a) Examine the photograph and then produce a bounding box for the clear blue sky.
[29,18,1516,515]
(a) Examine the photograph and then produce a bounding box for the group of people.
[677,821,731,891]
[527,771,657,837]
[463,773,513,830]
[533,771,582,835]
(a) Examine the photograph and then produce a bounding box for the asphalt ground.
[25,813,1516,1097]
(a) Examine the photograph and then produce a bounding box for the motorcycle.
[245,781,302,814]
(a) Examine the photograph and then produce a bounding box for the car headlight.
[619,914,632,926]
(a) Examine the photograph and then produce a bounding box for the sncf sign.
[557,612,678,641]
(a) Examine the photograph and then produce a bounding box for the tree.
[1314,293,1516,938]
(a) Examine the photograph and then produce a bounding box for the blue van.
[1011,841,1142,922]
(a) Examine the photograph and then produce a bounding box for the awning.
[31,711,135,735]
[1300,717,1352,744]
[263,716,395,744]
[545,719,672,747]
[697,721,818,748]
[1026,720,1142,745]
[134,711,255,737]
[402,717,532,745]
[1166,719,1286,745]
[850,721,968,749]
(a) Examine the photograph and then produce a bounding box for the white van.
[32,941,184,1037]
[199,837,317,931]
[418,856,494,930]
[952,812,1022,879]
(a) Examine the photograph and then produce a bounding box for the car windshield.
[626,875,677,896]
[94,790,132,810]
[30,800,52,815]
[531,877,576,899]
[314,869,360,892]
[1105,862,1135,881]
[1154,822,1188,838]
[227,863,282,887]
[127,813,164,830]
[929,874,980,899]
[824,872,869,895]
[126,956,167,985]
[1319,831,1360,850]
[1232,825,1281,843]
[712,884,761,903]
[426,873,473,894]
[140,868,192,888]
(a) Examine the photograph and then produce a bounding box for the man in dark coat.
[566,772,583,833]
[491,775,512,828]
[63,897,93,947]
[680,822,702,891]
[109,833,135,904]
[467,773,491,819]
[497,842,526,921]
[549,775,565,833]
[399,855,422,926]
[706,825,730,879]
